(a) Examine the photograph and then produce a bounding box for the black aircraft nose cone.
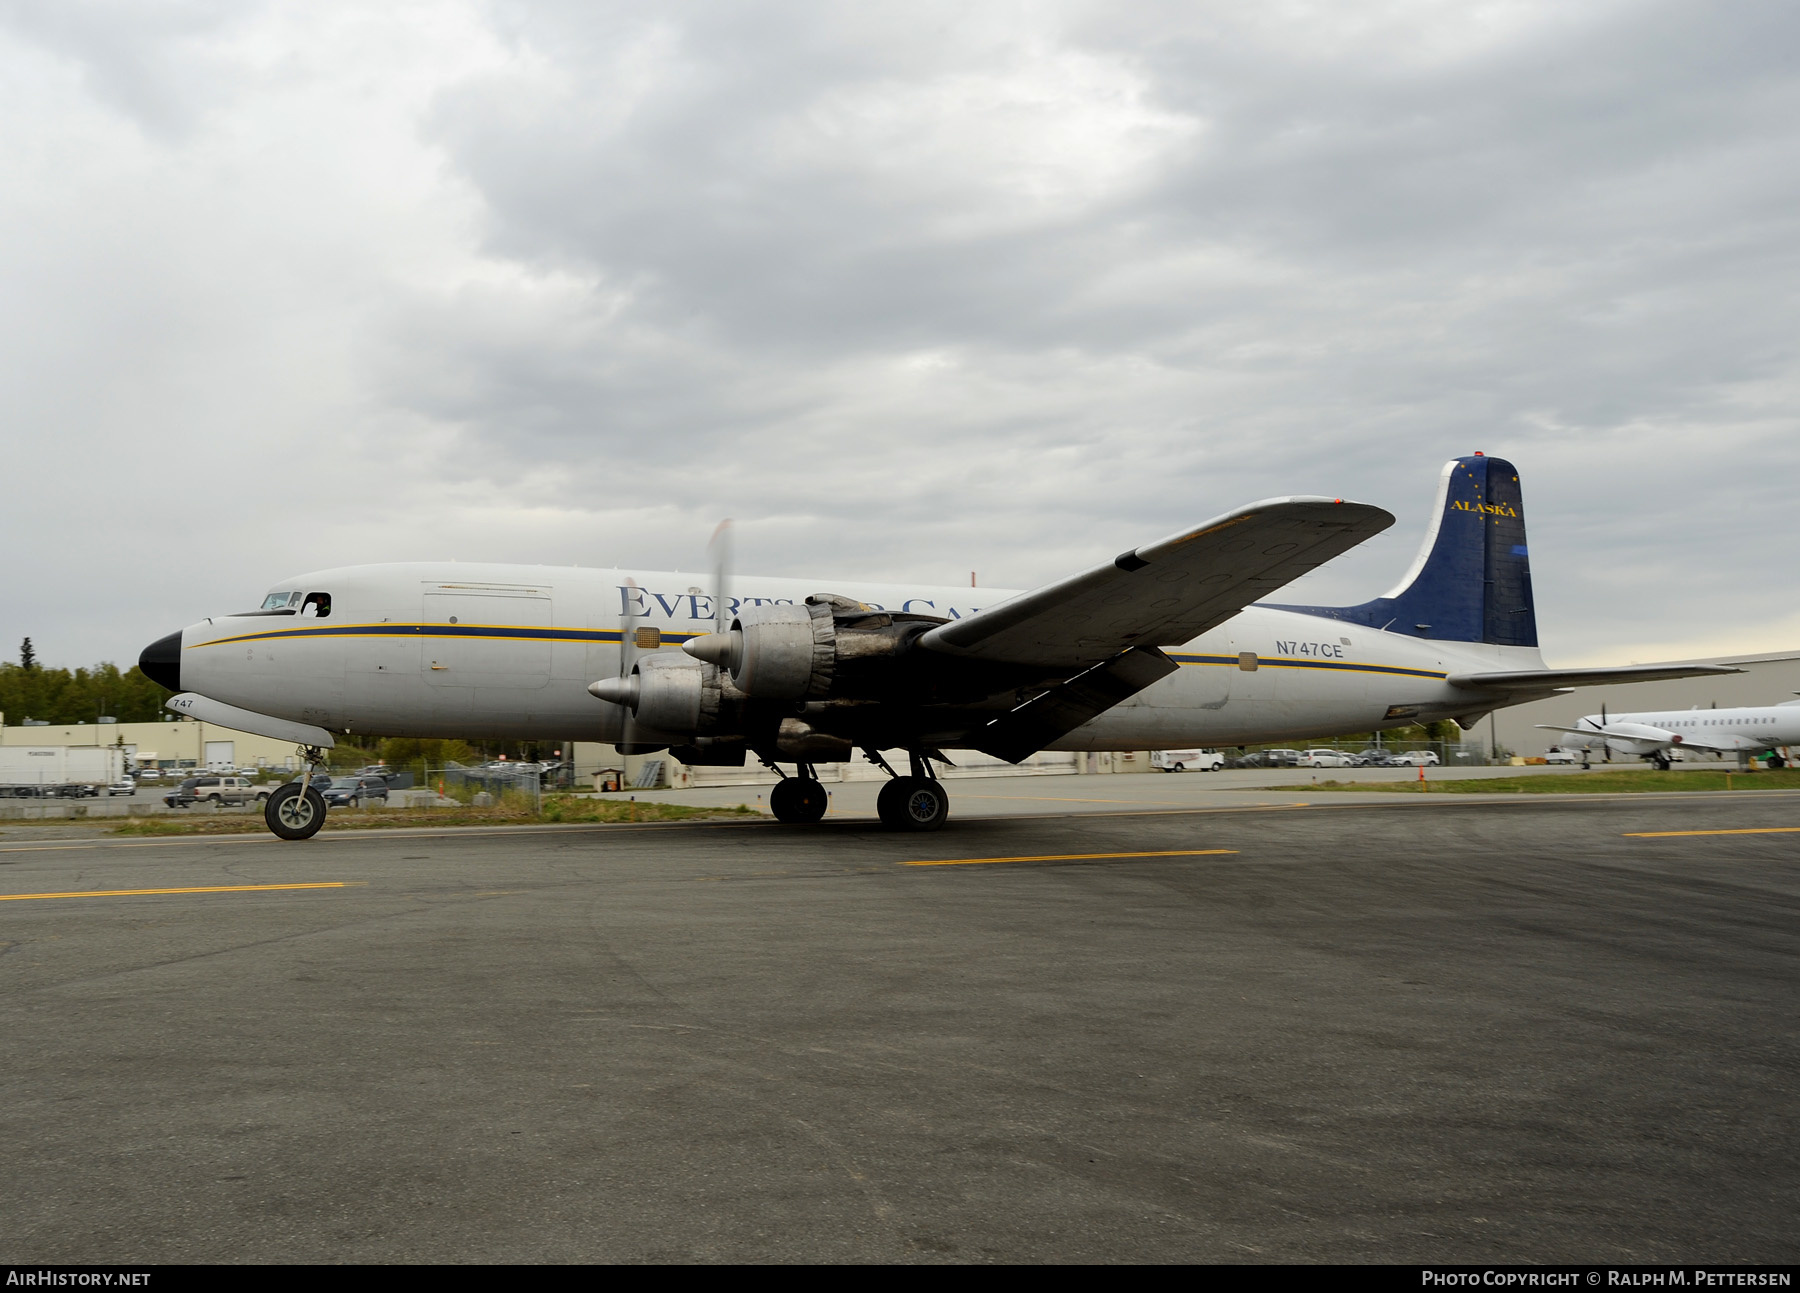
[139,630,183,691]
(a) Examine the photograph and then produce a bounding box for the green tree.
[0,659,173,725]
[19,638,36,670]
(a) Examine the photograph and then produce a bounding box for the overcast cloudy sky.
[3,0,1796,673]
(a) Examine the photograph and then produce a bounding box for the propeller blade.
[709,518,734,636]
[618,577,643,751]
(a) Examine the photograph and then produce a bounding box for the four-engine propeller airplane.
[139,454,1734,840]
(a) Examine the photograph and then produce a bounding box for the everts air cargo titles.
[139,455,1731,839]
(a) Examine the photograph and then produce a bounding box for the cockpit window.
[301,592,332,619]
[261,591,301,610]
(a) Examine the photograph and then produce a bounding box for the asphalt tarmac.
[3,789,1797,1263]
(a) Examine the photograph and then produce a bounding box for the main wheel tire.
[769,777,828,824]
[878,776,949,831]
[265,784,327,840]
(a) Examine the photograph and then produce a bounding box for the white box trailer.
[0,746,127,798]
[1150,748,1225,772]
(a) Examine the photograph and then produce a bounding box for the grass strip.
[109,796,763,836]
[1274,769,1800,794]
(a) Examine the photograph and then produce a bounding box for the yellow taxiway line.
[0,882,361,902]
[904,849,1237,867]
[1623,827,1800,838]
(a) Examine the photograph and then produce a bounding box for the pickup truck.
[163,776,272,808]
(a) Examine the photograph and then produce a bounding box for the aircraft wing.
[917,498,1394,668]
[1448,663,1741,694]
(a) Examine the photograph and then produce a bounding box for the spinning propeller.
[588,577,650,750]
[587,522,734,752]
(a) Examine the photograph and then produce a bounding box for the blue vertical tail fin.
[1263,454,1537,646]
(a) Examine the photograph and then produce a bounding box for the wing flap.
[920,498,1393,668]
[972,647,1179,764]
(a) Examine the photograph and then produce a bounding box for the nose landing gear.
[265,744,328,840]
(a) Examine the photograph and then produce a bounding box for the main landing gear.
[265,744,328,840]
[760,750,952,831]
[869,749,950,833]
[767,762,830,824]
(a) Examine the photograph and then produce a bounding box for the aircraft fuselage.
[160,561,1544,750]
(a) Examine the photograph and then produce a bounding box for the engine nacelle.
[683,595,943,701]
[589,654,720,735]
[730,602,837,700]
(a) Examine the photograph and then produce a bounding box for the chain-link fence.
[1230,739,1492,768]
[419,764,543,813]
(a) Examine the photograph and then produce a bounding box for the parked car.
[279,773,334,793]
[322,776,390,808]
[106,780,137,797]
[1352,749,1399,767]
[1262,749,1303,767]
[356,765,403,782]
[1300,749,1354,768]
[1151,749,1225,772]
[1389,750,1441,767]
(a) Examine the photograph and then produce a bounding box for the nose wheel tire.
[877,776,949,831]
[769,777,829,824]
[265,784,327,840]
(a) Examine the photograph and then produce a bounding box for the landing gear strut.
[265,744,328,840]
[766,761,829,824]
[871,749,950,832]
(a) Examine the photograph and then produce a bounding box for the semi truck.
[0,747,129,798]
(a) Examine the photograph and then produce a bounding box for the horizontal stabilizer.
[1449,663,1741,694]
[165,693,335,748]
[923,498,1392,669]
[973,647,1179,764]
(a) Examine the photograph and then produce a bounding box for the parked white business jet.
[140,454,1733,839]
[1539,702,1799,769]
